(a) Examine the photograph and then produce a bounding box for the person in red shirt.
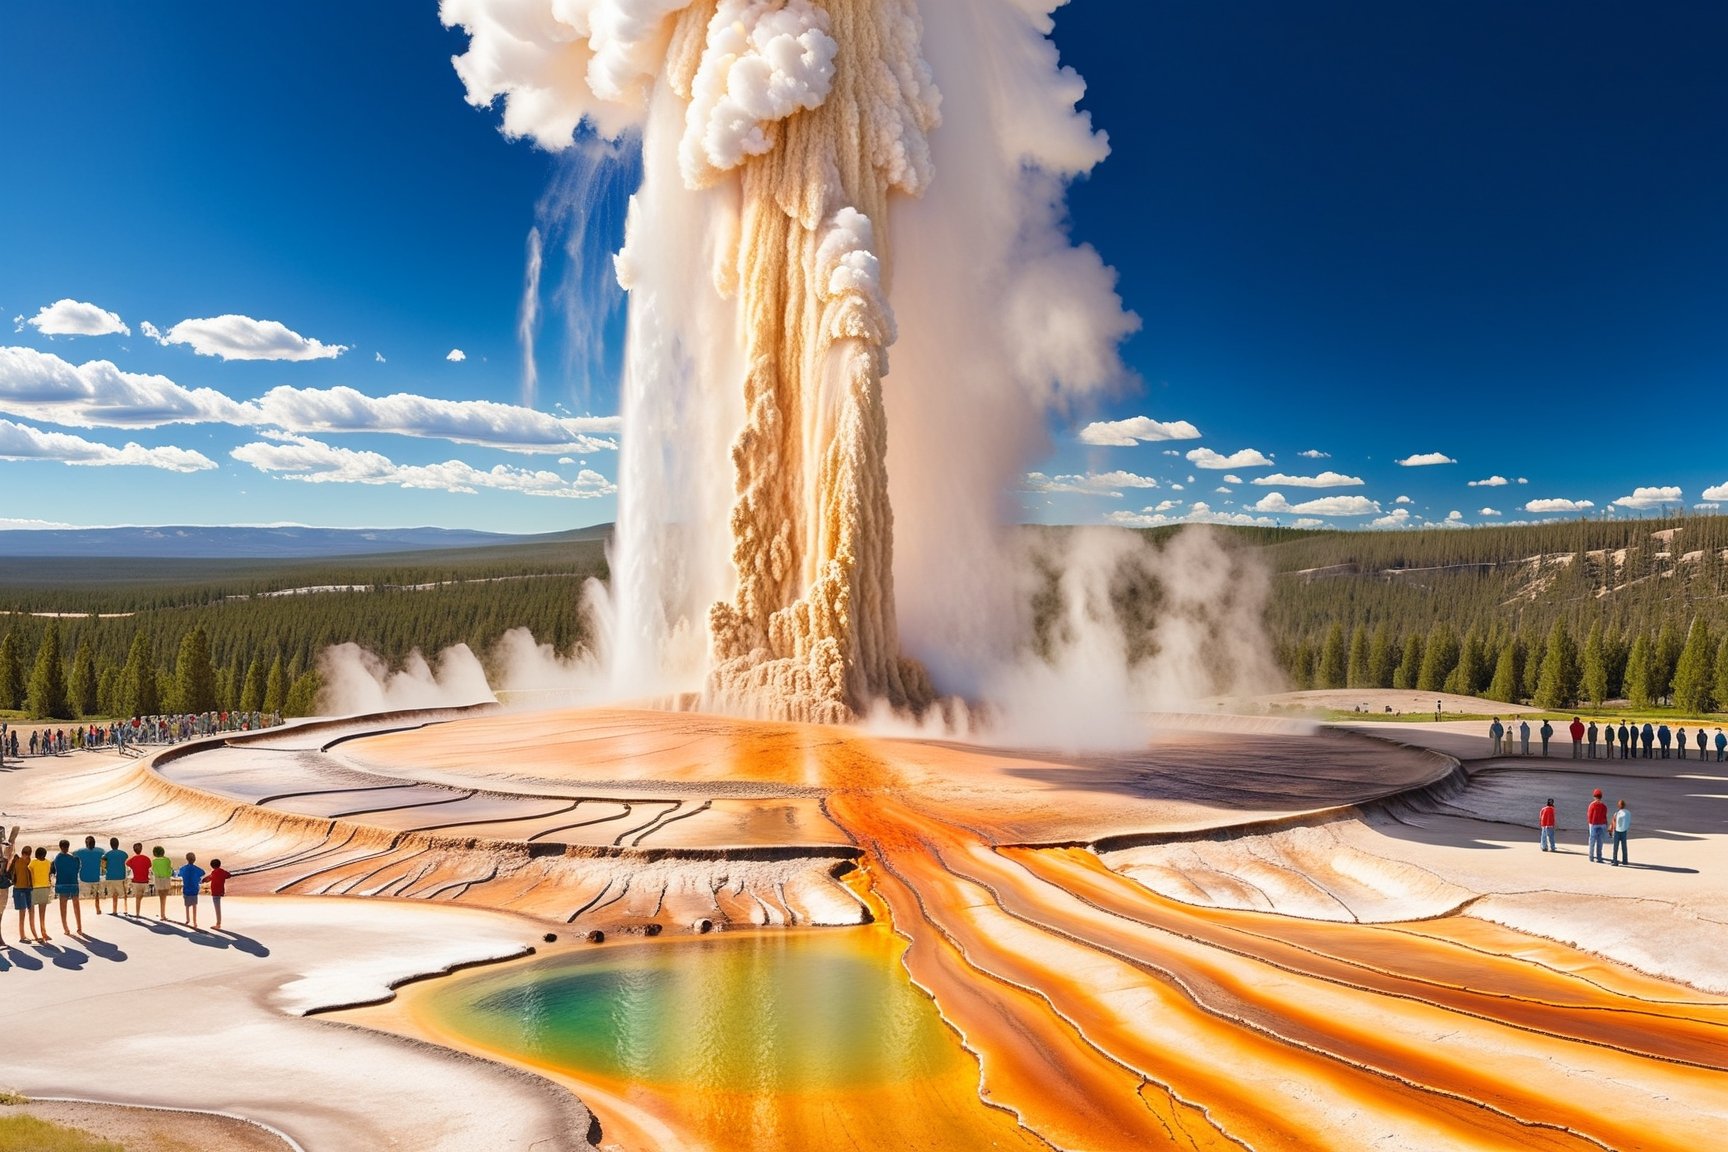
[208,858,232,930]
[124,842,153,916]
[1586,788,1609,862]
[1539,798,1557,852]
[1568,717,1585,759]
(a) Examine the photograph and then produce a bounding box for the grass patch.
[0,1092,25,1106]
[0,1114,123,1151]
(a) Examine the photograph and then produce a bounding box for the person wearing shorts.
[102,837,130,914]
[29,847,55,940]
[9,844,34,944]
[207,859,231,930]
[74,835,106,917]
[52,840,84,936]
[125,843,153,916]
[176,852,207,930]
[149,845,174,919]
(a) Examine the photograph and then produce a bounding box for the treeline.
[0,544,605,720]
[1253,514,1728,709]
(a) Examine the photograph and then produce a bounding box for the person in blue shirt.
[1716,728,1727,762]
[1641,722,1655,758]
[73,835,106,919]
[101,836,130,916]
[1656,724,1672,758]
[51,839,85,936]
[175,852,208,931]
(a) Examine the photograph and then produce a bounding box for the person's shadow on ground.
[31,942,89,970]
[77,934,128,962]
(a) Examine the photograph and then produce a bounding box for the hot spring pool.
[418,927,1038,1150]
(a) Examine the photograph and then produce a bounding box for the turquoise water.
[427,929,964,1093]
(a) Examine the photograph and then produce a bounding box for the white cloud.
[374,352,387,363]
[1161,449,1180,457]
[1396,452,1456,467]
[1611,485,1683,510]
[1697,503,1721,511]
[0,417,215,472]
[1517,477,1528,484]
[1524,498,1595,514]
[1252,492,1380,516]
[1170,482,1184,491]
[0,516,79,530]
[140,321,163,342]
[1214,486,1232,494]
[230,435,615,499]
[1186,446,1272,470]
[1393,495,1413,505]
[1076,415,1201,446]
[1249,470,1363,488]
[0,348,621,453]
[1479,507,1502,517]
[1221,474,1242,485]
[162,315,346,361]
[446,348,467,362]
[1370,508,1414,528]
[1290,517,1325,529]
[1703,482,1728,502]
[1298,449,1330,459]
[27,299,130,338]
[1468,475,1509,487]
[1104,501,1277,529]
[1446,510,1464,522]
[0,346,256,428]
[253,385,619,455]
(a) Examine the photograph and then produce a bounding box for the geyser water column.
[672,0,939,722]
[444,0,1140,721]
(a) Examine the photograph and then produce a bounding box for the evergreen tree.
[1654,621,1683,705]
[263,653,287,714]
[1487,637,1521,703]
[68,640,99,718]
[1316,623,1347,689]
[1393,632,1424,690]
[173,626,219,714]
[285,669,321,717]
[26,620,70,719]
[1624,634,1657,708]
[1368,624,1397,689]
[1417,623,1460,693]
[120,632,160,716]
[0,629,22,710]
[240,657,266,713]
[1518,629,1544,702]
[1447,629,1489,697]
[1672,618,1716,715]
[1581,622,1608,705]
[1346,624,1371,688]
[1605,630,1630,699]
[1534,618,1581,709]
[1714,635,1728,717]
[98,662,121,716]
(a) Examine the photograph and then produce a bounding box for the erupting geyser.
[443,0,1144,722]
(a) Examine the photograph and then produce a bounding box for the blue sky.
[2,2,1723,534]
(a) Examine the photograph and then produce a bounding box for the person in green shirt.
[149,845,175,920]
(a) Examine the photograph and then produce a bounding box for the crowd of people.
[2,834,231,946]
[0,710,283,762]
[1487,715,1727,760]
[1538,789,1635,865]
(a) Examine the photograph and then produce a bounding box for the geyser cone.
[666,0,937,722]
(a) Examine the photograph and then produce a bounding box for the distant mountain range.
[0,524,612,559]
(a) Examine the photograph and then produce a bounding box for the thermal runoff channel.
[442,0,1157,723]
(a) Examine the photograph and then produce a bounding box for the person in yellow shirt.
[29,846,54,942]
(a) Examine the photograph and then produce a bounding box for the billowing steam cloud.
[435,1,1272,736]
